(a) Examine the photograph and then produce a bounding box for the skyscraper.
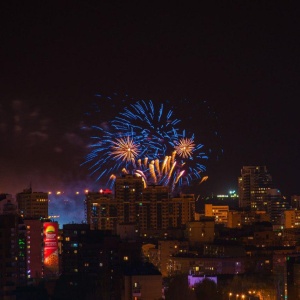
[139,185,170,230]
[238,166,273,210]
[114,174,144,224]
[85,189,117,230]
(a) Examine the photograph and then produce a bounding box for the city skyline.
[1,2,300,201]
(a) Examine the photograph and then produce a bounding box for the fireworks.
[111,99,181,159]
[111,136,140,162]
[82,95,210,191]
[174,138,195,158]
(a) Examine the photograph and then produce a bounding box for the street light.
[248,290,256,299]
[228,292,232,300]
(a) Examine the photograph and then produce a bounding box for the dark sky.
[1,1,300,224]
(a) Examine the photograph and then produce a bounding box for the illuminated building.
[16,187,49,219]
[188,274,217,288]
[286,256,300,299]
[139,185,170,230]
[205,204,229,224]
[227,211,242,228]
[43,222,59,278]
[291,195,300,209]
[84,189,117,230]
[0,212,27,297]
[235,210,270,226]
[238,166,273,210]
[61,223,122,299]
[169,193,196,228]
[114,174,144,224]
[85,174,196,235]
[158,240,189,277]
[186,217,215,247]
[168,253,245,276]
[266,188,290,224]
[113,174,195,231]
[282,209,300,229]
[23,218,44,282]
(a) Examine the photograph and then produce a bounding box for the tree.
[164,274,196,300]
[193,278,221,300]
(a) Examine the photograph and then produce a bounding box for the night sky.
[1,2,300,224]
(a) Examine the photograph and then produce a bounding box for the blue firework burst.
[112,100,182,159]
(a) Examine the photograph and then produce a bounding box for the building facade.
[0,213,27,298]
[205,204,229,225]
[16,187,49,219]
[23,218,44,282]
[85,189,117,230]
[238,165,273,210]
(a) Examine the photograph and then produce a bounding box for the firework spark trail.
[149,161,157,183]
[154,159,160,176]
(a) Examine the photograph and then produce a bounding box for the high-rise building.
[169,193,195,228]
[238,166,273,209]
[0,213,27,297]
[84,189,117,230]
[16,187,49,219]
[266,188,290,224]
[114,174,144,224]
[139,185,170,230]
[61,223,122,299]
[23,218,44,282]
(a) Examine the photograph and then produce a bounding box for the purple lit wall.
[188,275,218,288]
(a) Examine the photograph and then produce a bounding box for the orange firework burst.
[174,138,195,158]
[111,137,140,162]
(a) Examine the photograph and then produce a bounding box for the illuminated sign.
[43,222,59,276]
